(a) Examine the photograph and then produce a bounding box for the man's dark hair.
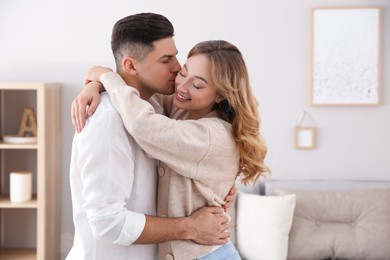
[111,13,174,68]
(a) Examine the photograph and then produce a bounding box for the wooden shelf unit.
[0,195,38,209]
[0,82,61,260]
[0,248,36,260]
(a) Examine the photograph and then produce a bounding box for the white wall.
[1,0,389,258]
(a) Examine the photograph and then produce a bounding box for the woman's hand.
[71,82,102,133]
[71,66,114,133]
[223,183,237,212]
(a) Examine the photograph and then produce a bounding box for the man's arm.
[136,206,229,245]
[75,97,145,245]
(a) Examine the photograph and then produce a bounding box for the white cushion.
[236,192,296,260]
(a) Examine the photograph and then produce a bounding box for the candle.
[10,171,32,202]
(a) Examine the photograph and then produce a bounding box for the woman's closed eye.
[178,70,186,77]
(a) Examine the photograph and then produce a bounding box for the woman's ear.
[122,57,138,75]
[215,93,226,104]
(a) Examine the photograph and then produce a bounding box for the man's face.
[136,37,181,96]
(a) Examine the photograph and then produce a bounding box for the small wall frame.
[310,7,381,106]
[295,126,316,150]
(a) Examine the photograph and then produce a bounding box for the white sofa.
[230,179,390,260]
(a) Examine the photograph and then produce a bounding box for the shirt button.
[158,167,165,176]
[165,254,174,260]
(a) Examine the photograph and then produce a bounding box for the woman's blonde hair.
[188,40,270,185]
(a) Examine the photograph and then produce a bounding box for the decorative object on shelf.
[18,107,37,137]
[10,171,32,203]
[2,135,37,144]
[1,107,38,144]
[311,7,381,106]
[295,111,316,150]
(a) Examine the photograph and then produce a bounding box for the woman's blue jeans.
[196,241,241,260]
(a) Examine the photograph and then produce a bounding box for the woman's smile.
[176,92,191,102]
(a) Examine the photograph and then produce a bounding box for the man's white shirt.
[67,93,159,260]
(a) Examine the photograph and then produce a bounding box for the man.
[67,13,232,260]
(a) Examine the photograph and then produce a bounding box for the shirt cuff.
[114,211,146,246]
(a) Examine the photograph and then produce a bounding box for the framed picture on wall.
[295,126,316,150]
[310,7,381,106]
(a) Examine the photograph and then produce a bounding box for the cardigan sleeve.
[101,72,211,179]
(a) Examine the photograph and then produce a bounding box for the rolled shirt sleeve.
[74,94,146,245]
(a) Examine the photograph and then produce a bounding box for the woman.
[75,40,269,259]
